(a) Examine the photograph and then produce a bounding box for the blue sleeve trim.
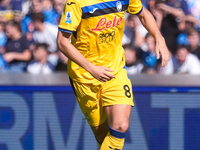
[82,0,129,13]
[58,28,73,34]
[109,126,126,139]
[123,65,130,79]
[135,7,143,15]
[123,65,127,70]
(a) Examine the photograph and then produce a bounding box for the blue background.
[0,86,200,150]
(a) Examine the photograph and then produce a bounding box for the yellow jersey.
[58,0,143,83]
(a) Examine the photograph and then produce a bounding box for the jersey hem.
[68,63,125,84]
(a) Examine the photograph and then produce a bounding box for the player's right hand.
[89,65,116,82]
[155,37,170,67]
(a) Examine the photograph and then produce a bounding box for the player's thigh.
[104,104,132,131]
[101,68,133,131]
[101,67,134,107]
[70,79,107,127]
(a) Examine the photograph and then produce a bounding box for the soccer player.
[57,0,169,149]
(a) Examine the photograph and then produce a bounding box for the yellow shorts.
[70,67,134,127]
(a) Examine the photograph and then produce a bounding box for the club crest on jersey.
[116,1,122,12]
[65,12,72,24]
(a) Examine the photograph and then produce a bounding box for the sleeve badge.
[65,12,72,24]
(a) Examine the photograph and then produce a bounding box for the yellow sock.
[100,127,125,150]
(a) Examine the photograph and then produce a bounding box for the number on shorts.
[123,85,131,98]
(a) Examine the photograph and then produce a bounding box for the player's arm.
[57,31,115,82]
[137,7,170,67]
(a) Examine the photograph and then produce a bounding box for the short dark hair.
[145,32,153,39]
[6,20,22,33]
[127,14,135,21]
[186,27,199,36]
[123,44,136,51]
[177,45,189,52]
[35,43,49,52]
[31,12,45,23]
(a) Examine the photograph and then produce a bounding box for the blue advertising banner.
[0,86,200,150]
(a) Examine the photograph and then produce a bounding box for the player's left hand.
[88,65,116,82]
[155,38,170,67]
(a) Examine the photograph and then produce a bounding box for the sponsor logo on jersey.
[65,12,72,24]
[91,16,123,31]
[89,8,98,13]
[67,2,75,5]
[99,31,115,44]
[116,1,122,12]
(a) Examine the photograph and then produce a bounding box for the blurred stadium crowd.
[0,0,200,74]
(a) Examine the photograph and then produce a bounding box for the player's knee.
[119,122,129,133]
[112,121,129,133]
